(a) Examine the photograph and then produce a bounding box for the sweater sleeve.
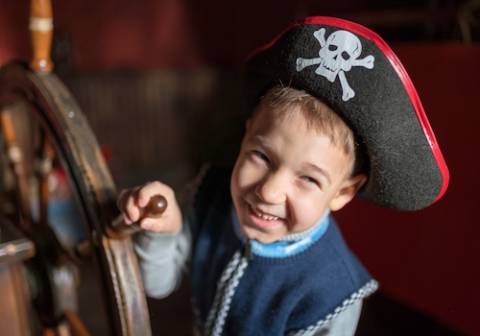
[133,221,191,299]
[131,165,211,299]
[309,301,362,336]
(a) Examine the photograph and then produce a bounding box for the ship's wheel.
[0,1,151,335]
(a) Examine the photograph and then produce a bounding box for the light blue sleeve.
[310,301,362,336]
[133,221,191,299]
[133,165,210,299]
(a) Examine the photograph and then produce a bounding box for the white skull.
[317,30,362,82]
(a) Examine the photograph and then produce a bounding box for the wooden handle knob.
[107,195,168,239]
[140,195,168,219]
[30,0,54,72]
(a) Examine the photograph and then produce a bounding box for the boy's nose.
[255,172,287,204]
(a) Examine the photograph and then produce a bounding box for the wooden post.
[30,0,53,72]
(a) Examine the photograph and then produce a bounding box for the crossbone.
[296,28,375,101]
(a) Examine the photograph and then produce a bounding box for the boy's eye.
[301,176,321,188]
[250,150,270,164]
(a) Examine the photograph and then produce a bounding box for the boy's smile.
[231,103,364,244]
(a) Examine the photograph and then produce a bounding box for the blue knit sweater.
[190,167,377,335]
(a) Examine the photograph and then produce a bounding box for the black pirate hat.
[245,16,449,211]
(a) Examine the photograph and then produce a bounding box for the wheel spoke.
[0,107,33,233]
[64,309,92,336]
[34,126,55,228]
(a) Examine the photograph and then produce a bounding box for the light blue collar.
[231,208,330,258]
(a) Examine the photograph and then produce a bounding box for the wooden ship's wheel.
[0,1,152,335]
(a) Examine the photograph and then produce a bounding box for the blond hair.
[255,86,366,176]
[260,85,354,150]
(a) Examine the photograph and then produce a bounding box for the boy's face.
[230,104,365,244]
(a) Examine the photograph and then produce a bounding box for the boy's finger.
[125,189,142,222]
[117,189,135,224]
[137,181,168,207]
[139,217,161,231]
[122,214,132,225]
[117,189,129,210]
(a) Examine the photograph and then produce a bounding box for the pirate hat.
[245,16,449,211]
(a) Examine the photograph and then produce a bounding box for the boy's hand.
[117,181,182,234]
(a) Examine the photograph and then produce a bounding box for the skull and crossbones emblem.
[296,28,375,102]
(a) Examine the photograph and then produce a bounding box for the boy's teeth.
[254,209,278,221]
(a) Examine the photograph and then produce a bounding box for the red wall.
[0,0,305,70]
[1,1,479,334]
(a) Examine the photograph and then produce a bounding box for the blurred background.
[0,0,479,335]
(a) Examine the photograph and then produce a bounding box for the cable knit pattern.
[205,251,242,334]
[209,255,249,336]
[288,279,379,336]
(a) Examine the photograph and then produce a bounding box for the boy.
[118,17,449,336]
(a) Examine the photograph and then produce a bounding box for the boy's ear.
[329,174,367,212]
